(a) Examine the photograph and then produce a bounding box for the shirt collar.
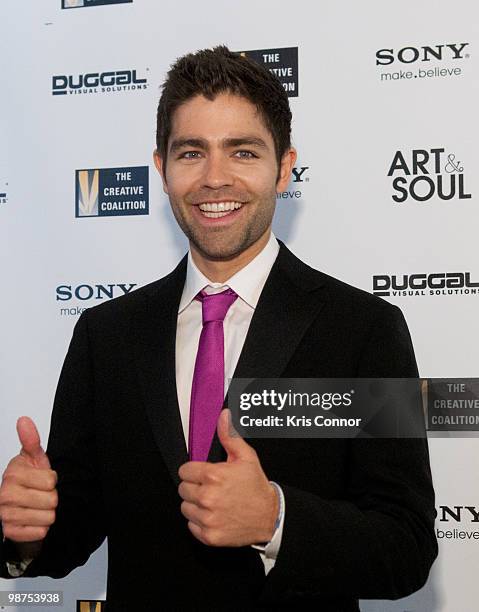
[178,231,280,313]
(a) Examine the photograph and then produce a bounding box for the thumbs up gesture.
[0,417,58,543]
[178,409,279,547]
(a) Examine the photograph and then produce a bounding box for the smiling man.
[0,46,437,610]
[154,91,293,278]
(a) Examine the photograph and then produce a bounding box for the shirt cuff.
[251,481,285,571]
[6,558,33,577]
[2,536,34,577]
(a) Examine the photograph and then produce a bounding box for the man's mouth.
[197,201,244,218]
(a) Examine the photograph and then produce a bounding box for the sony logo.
[437,505,479,523]
[376,43,469,65]
[56,283,137,301]
[291,167,309,182]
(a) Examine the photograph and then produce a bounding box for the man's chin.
[187,223,270,263]
[193,243,246,262]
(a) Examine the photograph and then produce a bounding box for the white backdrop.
[1,0,478,610]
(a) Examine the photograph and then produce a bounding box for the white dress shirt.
[175,231,285,575]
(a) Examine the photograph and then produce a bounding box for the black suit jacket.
[0,241,437,611]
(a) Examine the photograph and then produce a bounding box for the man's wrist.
[253,481,284,549]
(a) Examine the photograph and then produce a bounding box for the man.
[0,46,437,610]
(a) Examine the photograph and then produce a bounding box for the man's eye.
[235,150,257,159]
[181,151,201,159]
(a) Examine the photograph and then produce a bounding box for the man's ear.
[276,147,298,194]
[153,149,169,195]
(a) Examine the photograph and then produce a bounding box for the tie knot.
[196,288,238,324]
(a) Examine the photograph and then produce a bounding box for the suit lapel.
[130,256,188,486]
[207,241,327,462]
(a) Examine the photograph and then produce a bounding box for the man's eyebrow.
[169,138,208,154]
[223,137,269,149]
[169,136,270,154]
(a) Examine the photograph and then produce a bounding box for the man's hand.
[0,417,58,544]
[178,409,278,547]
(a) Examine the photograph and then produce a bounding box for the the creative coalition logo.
[436,504,479,543]
[76,600,105,612]
[63,0,131,8]
[277,165,310,200]
[237,47,298,97]
[376,42,470,82]
[373,272,479,297]
[56,283,137,316]
[52,69,147,96]
[426,379,479,431]
[75,166,148,217]
[388,147,471,203]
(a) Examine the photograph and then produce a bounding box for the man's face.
[155,92,295,261]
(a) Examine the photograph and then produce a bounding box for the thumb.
[17,416,51,469]
[217,409,256,463]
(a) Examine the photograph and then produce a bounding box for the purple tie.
[188,288,238,461]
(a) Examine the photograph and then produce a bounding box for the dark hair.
[156,45,292,171]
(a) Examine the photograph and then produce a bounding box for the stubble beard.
[170,192,276,262]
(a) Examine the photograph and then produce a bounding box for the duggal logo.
[63,0,131,8]
[376,42,470,82]
[75,166,149,217]
[237,47,298,97]
[373,272,479,297]
[52,69,147,96]
[387,147,471,203]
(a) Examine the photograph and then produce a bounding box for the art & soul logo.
[388,147,471,203]
[52,69,147,96]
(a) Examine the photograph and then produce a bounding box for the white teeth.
[198,201,243,212]
[202,211,232,218]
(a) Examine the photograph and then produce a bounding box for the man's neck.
[190,231,271,283]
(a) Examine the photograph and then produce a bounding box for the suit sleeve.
[1,311,107,579]
[259,304,438,603]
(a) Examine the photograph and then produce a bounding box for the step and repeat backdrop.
[1,0,478,610]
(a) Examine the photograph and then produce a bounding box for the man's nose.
[201,153,234,189]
